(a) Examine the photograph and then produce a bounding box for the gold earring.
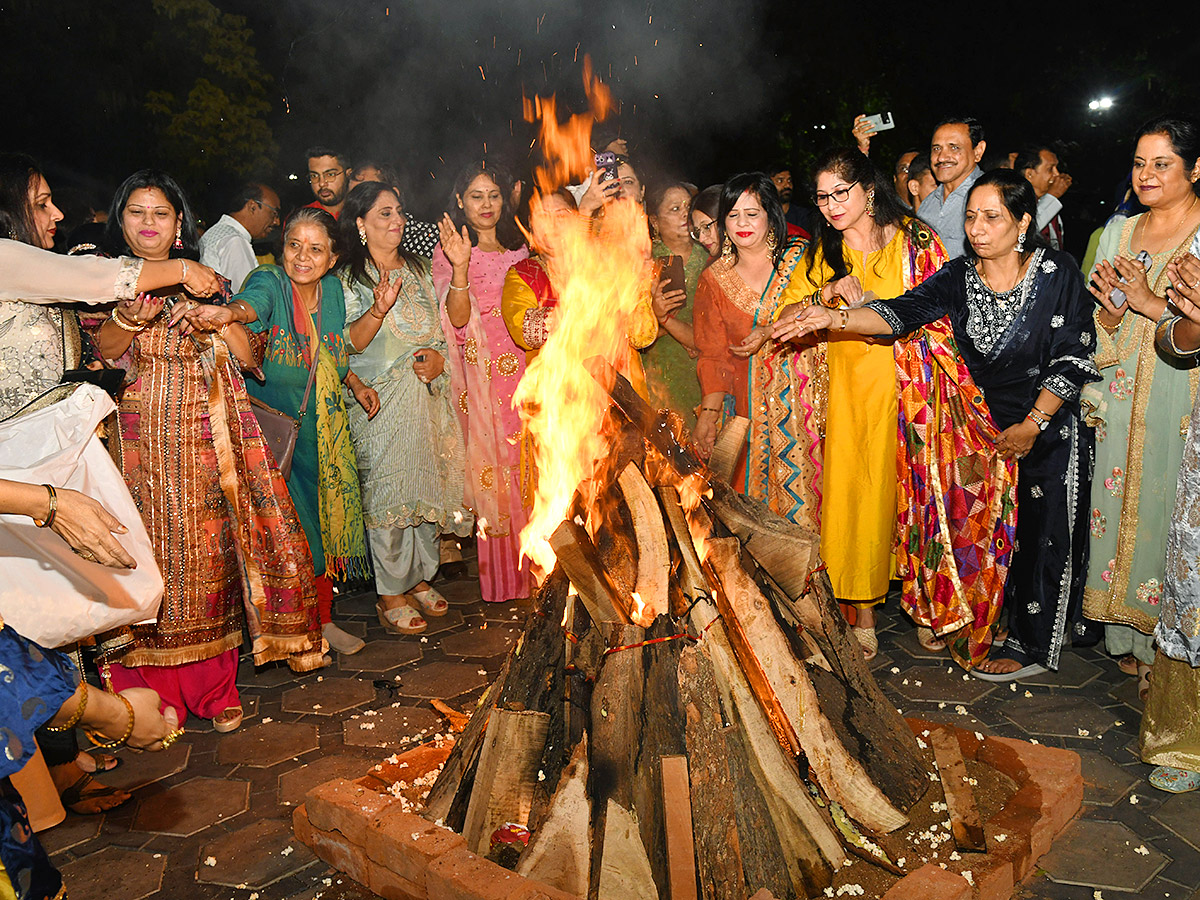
[358,228,367,246]
[721,235,733,259]
[865,188,875,217]
[766,230,778,253]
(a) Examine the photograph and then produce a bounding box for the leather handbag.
[248,303,322,480]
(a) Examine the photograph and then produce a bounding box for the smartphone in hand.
[658,255,685,296]
[864,112,895,132]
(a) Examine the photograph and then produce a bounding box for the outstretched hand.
[772,305,833,343]
[438,214,472,269]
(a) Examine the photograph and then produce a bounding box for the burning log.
[657,483,708,605]
[550,519,631,625]
[616,462,670,622]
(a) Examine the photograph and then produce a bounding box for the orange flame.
[630,591,647,625]
[516,61,652,578]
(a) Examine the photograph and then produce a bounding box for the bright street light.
[1088,97,1114,112]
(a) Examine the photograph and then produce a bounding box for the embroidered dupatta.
[893,233,1018,669]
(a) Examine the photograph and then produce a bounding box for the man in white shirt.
[1016,145,1070,251]
[917,117,987,258]
[199,183,280,290]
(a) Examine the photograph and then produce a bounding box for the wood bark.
[930,727,985,851]
[461,709,551,853]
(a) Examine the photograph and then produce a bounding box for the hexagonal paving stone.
[482,598,532,622]
[59,847,166,900]
[395,660,489,699]
[40,813,103,856]
[278,751,382,805]
[1002,693,1120,739]
[1153,789,1200,851]
[1040,818,1167,892]
[197,817,316,887]
[333,591,379,617]
[102,742,191,792]
[336,638,423,673]
[281,677,376,715]
[889,626,952,660]
[1078,749,1140,806]
[415,608,467,637]
[217,721,320,767]
[187,694,259,733]
[1018,652,1104,689]
[440,621,521,658]
[1108,674,1145,711]
[132,776,250,836]
[343,705,443,749]
[889,664,995,704]
[437,579,483,605]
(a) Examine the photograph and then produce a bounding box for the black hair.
[933,116,985,148]
[895,150,921,177]
[716,173,789,268]
[1134,114,1200,197]
[907,155,932,181]
[447,160,524,251]
[806,147,917,283]
[767,162,792,178]
[305,147,350,170]
[647,180,697,218]
[963,169,1047,263]
[351,160,403,190]
[282,206,343,262]
[0,152,43,245]
[592,123,626,152]
[1013,146,1054,176]
[690,184,722,223]
[337,181,425,286]
[103,169,200,260]
[226,182,267,216]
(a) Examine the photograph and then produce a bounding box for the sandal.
[376,600,427,635]
[75,751,121,774]
[852,625,878,661]
[1137,663,1152,703]
[970,647,1048,682]
[411,587,448,618]
[917,626,947,652]
[59,770,131,815]
[214,706,243,733]
[1149,765,1200,793]
[1117,655,1139,677]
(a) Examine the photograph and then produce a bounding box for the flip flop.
[1149,765,1200,793]
[60,771,131,815]
[970,648,1048,682]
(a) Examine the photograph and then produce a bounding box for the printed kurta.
[694,242,825,531]
[433,243,532,603]
[1082,217,1200,639]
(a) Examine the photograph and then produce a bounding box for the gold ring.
[78,549,95,561]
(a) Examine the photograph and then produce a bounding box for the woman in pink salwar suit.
[433,162,530,602]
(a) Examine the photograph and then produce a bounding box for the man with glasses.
[918,116,987,258]
[304,147,352,219]
[199,182,281,291]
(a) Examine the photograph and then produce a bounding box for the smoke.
[251,0,780,215]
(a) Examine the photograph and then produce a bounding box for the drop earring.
[865,188,875,217]
[1015,231,1027,253]
[173,225,183,250]
[721,235,733,259]
[766,230,778,253]
[359,228,367,246]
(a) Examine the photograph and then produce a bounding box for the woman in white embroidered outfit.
[338,182,472,635]
[1083,116,1200,700]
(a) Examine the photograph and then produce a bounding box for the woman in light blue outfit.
[339,182,472,636]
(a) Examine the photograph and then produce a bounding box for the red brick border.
[293,720,1081,900]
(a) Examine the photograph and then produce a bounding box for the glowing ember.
[516,60,654,579]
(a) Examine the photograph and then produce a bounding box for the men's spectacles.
[814,183,859,207]
[308,169,345,184]
[257,200,281,218]
[690,220,718,241]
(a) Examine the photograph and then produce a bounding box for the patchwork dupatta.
[893,228,1018,669]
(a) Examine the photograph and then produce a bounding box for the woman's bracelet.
[32,483,58,529]
[448,282,471,293]
[85,692,135,750]
[699,406,722,414]
[109,308,147,333]
[369,306,388,320]
[46,681,87,732]
[1026,410,1050,431]
[837,308,850,331]
[179,259,189,284]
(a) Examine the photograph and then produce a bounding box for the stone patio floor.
[45,559,1200,900]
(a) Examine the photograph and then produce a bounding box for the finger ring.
[1192,281,1199,289]
[77,549,95,561]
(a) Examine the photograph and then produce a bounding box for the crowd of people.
[5,106,1200,896]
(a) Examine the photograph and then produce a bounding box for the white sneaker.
[322,622,365,655]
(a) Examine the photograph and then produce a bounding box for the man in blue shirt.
[918,117,987,258]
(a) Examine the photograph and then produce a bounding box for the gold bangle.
[84,692,135,750]
[448,282,471,292]
[369,307,387,320]
[46,682,88,732]
[109,308,146,333]
[33,483,57,528]
[837,308,849,331]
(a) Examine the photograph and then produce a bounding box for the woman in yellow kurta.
[776,148,948,657]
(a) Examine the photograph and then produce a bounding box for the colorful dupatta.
[893,230,1018,669]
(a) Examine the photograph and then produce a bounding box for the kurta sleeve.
[0,239,143,303]
[773,260,821,322]
[501,267,549,351]
[1038,258,1102,401]
[234,266,284,334]
[627,297,658,350]
[864,263,959,335]
[693,271,737,396]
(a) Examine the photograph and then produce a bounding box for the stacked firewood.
[423,365,930,900]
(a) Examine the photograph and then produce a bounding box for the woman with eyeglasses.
[772,148,953,660]
[776,168,1099,678]
[692,172,824,531]
[644,180,706,426]
[690,185,722,257]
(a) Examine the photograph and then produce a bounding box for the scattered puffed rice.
[1078,728,1090,737]
[1134,845,1150,855]
[890,666,901,674]
[317,676,323,682]
[261,716,273,724]
[954,704,967,715]
[994,833,1008,842]
[1093,892,1104,900]
[280,846,294,856]
[1129,794,1139,805]
[1030,739,1039,745]
[949,851,961,861]
[152,854,161,859]
[477,669,487,676]
[249,894,259,900]
[938,701,947,709]
[312,704,322,710]
[537,770,546,782]
[420,636,428,643]
[1024,690,1033,698]
[897,857,906,868]
[974,731,984,741]
[1009,683,1017,692]
[204,856,217,867]
[961,871,974,886]
[903,678,910,685]
[962,673,970,681]
[914,680,923,687]
[360,722,376,730]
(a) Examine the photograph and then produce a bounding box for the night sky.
[5,0,1197,257]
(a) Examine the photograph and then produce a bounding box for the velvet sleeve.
[864,262,960,336]
[693,271,736,396]
[1038,256,1102,400]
